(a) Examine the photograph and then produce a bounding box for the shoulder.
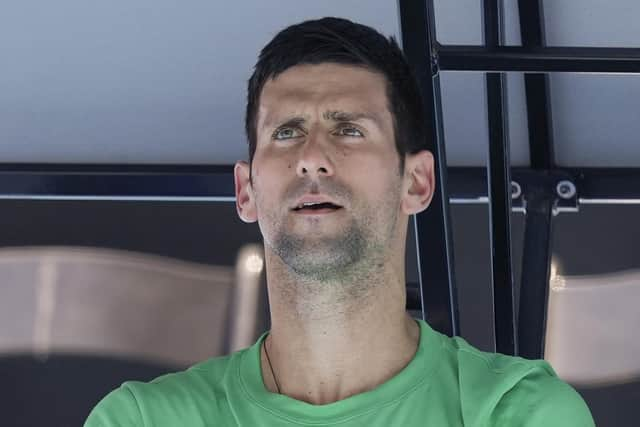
[438,334,594,426]
[84,385,143,427]
[489,369,595,427]
[84,353,238,427]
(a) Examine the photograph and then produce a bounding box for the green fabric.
[85,319,594,426]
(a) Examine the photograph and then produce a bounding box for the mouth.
[292,202,343,215]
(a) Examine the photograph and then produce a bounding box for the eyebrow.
[264,110,383,131]
[274,117,307,131]
[322,110,381,125]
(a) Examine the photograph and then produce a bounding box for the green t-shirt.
[85,319,594,426]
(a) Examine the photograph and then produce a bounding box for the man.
[85,17,594,426]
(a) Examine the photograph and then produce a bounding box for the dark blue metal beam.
[2,165,637,201]
[484,0,517,355]
[397,0,459,337]
[516,0,555,360]
[437,45,640,73]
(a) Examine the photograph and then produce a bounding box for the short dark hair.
[245,17,427,178]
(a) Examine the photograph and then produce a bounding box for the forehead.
[257,63,391,128]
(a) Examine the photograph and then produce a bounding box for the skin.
[234,62,435,405]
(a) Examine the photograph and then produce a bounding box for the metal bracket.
[511,180,526,213]
[553,179,579,215]
[430,49,440,77]
[513,171,579,216]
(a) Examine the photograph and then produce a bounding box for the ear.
[234,161,258,223]
[400,150,435,216]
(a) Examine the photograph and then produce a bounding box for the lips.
[294,208,342,215]
[291,195,343,211]
[292,202,342,211]
[293,203,343,216]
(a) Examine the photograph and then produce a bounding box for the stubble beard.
[263,191,401,314]
[273,214,369,283]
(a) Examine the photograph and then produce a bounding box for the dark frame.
[397,0,640,358]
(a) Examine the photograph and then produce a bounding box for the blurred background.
[1,1,639,425]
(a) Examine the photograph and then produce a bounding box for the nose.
[295,133,335,179]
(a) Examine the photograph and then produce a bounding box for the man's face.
[238,63,408,282]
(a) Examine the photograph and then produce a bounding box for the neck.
[260,253,420,404]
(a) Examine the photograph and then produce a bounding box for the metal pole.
[516,0,555,359]
[398,0,459,337]
[518,189,554,359]
[518,0,555,169]
[437,45,640,73]
[484,0,517,355]
[2,165,640,202]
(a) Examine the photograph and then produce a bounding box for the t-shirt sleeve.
[84,385,145,427]
[491,368,595,427]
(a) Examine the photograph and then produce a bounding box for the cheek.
[252,170,287,214]
[364,168,403,211]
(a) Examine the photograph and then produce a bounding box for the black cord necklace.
[263,338,281,394]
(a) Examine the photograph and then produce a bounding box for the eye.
[335,126,364,137]
[272,127,304,141]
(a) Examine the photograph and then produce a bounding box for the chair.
[545,268,640,386]
[0,244,267,366]
[0,244,268,426]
